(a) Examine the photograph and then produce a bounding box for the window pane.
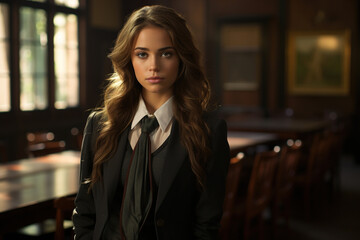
[54,13,79,109]
[20,7,48,111]
[0,4,10,112]
[55,0,79,8]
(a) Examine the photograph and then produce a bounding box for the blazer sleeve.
[194,118,230,240]
[73,111,100,240]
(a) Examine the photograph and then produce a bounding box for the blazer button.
[156,218,165,227]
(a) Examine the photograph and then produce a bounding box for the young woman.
[73,5,230,240]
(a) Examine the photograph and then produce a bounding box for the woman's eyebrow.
[133,46,174,51]
[134,47,148,51]
[158,46,175,51]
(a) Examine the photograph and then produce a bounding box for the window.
[20,7,48,110]
[54,13,79,109]
[0,4,10,112]
[220,23,263,91]
[0,0,83,112]
[55,0,79,8]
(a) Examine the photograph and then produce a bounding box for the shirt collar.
[131,95,174,132]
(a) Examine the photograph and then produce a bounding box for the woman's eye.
[136,52,148,58]
[162,52,173,58]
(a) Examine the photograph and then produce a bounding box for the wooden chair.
[26,131,66,157]
[271,139,303,231]
[228,148,280,240]
[220,154,245,240]
[293,132,332,217]
[70,127,84,150]
[322,128,345,196]
[54,196,76,240]
[313,130,343,201]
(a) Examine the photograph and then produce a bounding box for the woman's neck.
[141,91,172,114]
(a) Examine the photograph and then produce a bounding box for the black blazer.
[73,111,230,240]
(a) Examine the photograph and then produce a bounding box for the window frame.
[0,0,86,114]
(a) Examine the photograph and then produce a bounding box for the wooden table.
[0,151,80,235]
[227,118,328,139]
[228,131,278,157]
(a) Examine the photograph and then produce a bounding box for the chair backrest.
[223,156,244,214]
[326,129,344,175]
[275,140,303,194]
[220,155,244,240]
[300,133,321,183]
[26,131,66,157]
[313,131,338,179]
[54,196,76,240]
[27,132,55,144]
[299,129,342,186]
[70,127,84,150]
[246,148,280,217]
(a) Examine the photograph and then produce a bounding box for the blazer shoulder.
[84,111,105,134]
[82,111,105,158]
[203,110,227,131]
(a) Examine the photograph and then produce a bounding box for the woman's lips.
[146,77,163,83]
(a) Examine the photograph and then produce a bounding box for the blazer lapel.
[97,122,187,213]
[156,121,187,212]
[102,127,130,205]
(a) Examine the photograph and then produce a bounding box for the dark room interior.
[0,0,359,239]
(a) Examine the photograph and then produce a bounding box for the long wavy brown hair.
[91,5,212,188]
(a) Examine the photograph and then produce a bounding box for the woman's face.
[131,26,179,100]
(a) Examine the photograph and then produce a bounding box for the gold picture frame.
[287,30,351,95]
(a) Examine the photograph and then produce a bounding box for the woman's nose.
[148,55,160,72]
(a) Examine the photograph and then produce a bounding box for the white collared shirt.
[129,96,174,152]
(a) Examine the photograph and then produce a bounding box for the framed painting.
[287,30,351,95]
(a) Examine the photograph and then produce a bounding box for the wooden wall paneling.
[286,0,358,118]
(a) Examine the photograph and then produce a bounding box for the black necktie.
[120,115,159,239]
